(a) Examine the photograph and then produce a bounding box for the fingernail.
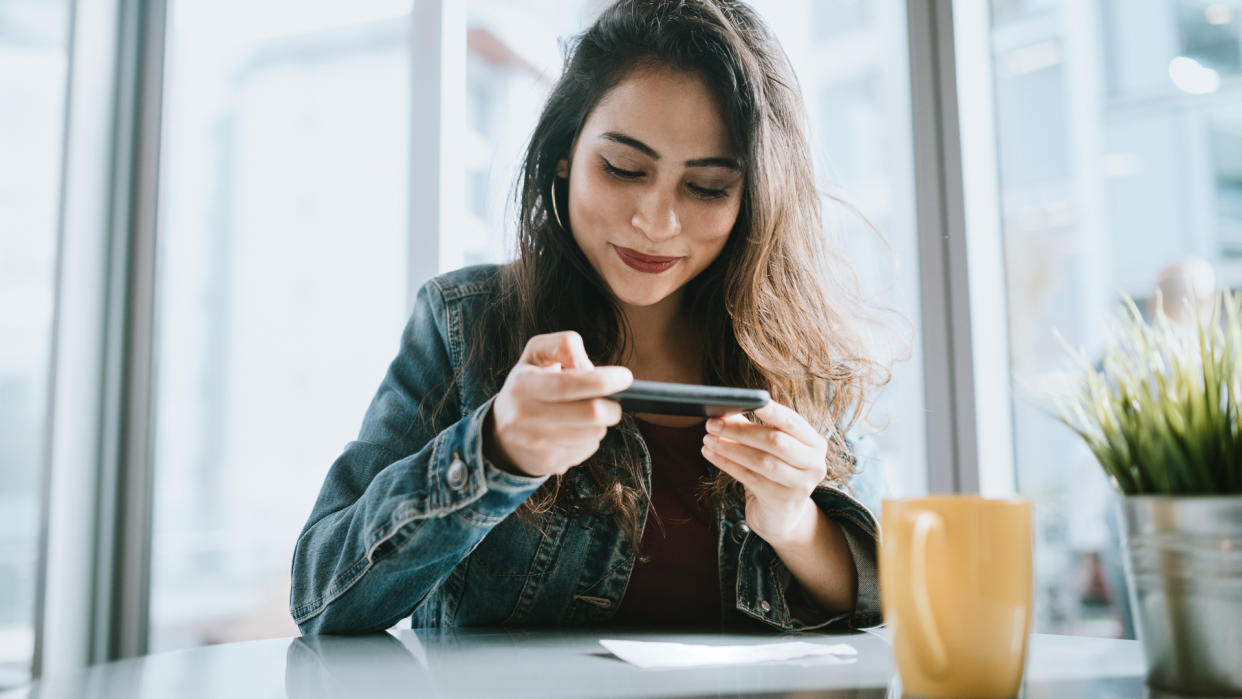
[704,435,718,447]
[706,419,722,433]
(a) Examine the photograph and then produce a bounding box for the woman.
[290,0,889,634]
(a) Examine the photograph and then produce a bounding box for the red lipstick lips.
[614,245,681,274]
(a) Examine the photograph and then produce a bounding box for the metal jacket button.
[446,455,469,491]
[732,521,750,543]
[759,600,771,614]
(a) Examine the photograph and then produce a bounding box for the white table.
[3,628,1147,698]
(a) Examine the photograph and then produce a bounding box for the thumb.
[525,331,595,370]
[549,331,595,369]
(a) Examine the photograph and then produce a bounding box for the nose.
[631,187,680,241]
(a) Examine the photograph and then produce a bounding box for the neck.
[619,288,701,383]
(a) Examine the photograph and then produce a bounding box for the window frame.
[36,0,167,675]
[906,0,1016,495]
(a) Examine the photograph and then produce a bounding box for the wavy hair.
[468,0,892,545]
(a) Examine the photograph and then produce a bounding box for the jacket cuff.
[733,485,881,631]
[422,396,547,524]
[833,514,882,628]
[814,485,882,629]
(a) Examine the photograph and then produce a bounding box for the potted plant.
[1054,290,1242,696]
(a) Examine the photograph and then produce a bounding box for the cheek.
[687,202,740,253]
[568,169,631,237]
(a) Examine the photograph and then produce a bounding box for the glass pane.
[0,0,70,686]
[149,0,414,651]
[751,0,927,496]
[460,0,600,267]
[463,0,928,497]
[987,0,1242,637]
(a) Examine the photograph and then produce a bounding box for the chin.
[606,277,678,308]
[617,292,672,308]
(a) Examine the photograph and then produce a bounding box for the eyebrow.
[600,131,742,171]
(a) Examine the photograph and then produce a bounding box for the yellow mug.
[880,496,1033,698]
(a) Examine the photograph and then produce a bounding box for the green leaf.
[1047,289,1242,495]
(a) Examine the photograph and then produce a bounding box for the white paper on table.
[599,639,858,669]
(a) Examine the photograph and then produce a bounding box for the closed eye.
[687,183,729,200]
[601,157,643,180]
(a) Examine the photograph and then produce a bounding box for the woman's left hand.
[701,401,829,546]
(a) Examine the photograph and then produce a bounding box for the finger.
[703,434,820,486]
[515,365,633,402]
[527,397,623,427]
[542,423,610,446]
[704,420,820,472]
[522,331,594,370]
[749,401,825,447]
[701,442,788,500]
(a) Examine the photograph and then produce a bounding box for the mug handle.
[912,511,949,676]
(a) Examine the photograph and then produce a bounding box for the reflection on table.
[5,627,1146,698]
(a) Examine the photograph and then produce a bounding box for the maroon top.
[613,418,721,626]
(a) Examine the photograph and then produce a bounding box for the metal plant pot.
[1120,496,1242,696]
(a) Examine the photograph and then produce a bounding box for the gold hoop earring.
[549,177,566,230]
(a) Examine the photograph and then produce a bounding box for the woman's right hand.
[485,331,633,478]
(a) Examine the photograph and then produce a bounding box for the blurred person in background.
[1152,255,1217,324]
[290,0,892,635]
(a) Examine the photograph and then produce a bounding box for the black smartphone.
[609,380,770,417]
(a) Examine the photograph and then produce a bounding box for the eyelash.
[600,157,731,201]
[600,158,642,180]
[687,183,730,200]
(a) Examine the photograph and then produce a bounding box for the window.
[986,0,1242,637]
[460,0,599,267]
[148,0,415,651]
[0,0,70,685]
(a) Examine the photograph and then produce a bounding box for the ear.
[556,158,569,178]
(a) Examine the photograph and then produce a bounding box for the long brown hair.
[469,0,891,543]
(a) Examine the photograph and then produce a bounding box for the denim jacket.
[290,264,884,635]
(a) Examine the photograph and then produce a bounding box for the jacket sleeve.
[735,433,887,632]
[289,280,545,634]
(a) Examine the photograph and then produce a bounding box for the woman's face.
[561,66,743,310]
